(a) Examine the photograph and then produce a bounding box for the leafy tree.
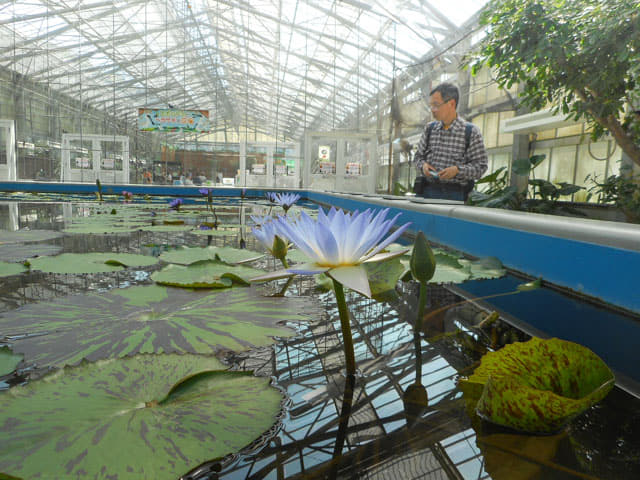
[470,0,640,168]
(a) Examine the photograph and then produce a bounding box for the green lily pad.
[0,284,314,368]
[29,252,158,274]
[458,337,615,434]
[159,246,263,265]
[152,260,263,288]
[0,230,63,245]
[137,224,194,232]
[401,249,506,284]
[189,227,241,236]
[0,243,62,262]
[63,221,144,234]
[0,354,283,480]
[0,262,27,277]
[286,249,313,264]
[0,346,22,376]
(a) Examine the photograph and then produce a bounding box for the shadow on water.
[1,199,640,479]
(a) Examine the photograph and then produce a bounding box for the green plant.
[468,155,585,215]
[470,0,640,168]
[587,171,640,223]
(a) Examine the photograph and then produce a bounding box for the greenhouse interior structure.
[0,0,639,479]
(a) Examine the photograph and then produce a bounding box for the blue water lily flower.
[198,188,212,196]
[169,198,183,210]
[271,207,410,297]
[251,217,289,259]
[272,192,300,213]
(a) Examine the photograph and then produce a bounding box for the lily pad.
[159,246,263,265]
[0,346,22,376]
[137,224,194,232]
[0,284,315,368]
[0,262,27,278]
[0,243,62,262]
[401,249,506,284]
[152,260,263,288]
[29,252,158,274]
[0,229,63,245]
[0,354,283,480]
[189,227,241,236]
[458,337,615,434]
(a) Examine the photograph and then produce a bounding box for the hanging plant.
[458,337,615,434]
[0,354,283,480]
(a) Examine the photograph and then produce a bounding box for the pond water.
[0,195,639,480]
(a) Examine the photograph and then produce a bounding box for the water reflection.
[1,199,640,479]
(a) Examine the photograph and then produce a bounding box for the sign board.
[318,145,330,160]
[319,162,335,174]
[138,108,210,132]
[275,164,286,175]
[102,158,114,169]
[75,157,90,168]
[222,177,235,185]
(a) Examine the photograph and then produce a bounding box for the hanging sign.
[138,108,211,132]
[318,145,330,160]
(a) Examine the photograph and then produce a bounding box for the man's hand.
[438,165,459,180]
[422,162,437,177]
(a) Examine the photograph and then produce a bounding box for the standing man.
[414,83,488,201]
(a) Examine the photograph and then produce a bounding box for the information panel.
[138,108,210,132]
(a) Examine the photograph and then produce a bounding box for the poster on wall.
[138,108,211,132]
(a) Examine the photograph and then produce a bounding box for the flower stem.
[416,281,427,333]
[332,280,356,376]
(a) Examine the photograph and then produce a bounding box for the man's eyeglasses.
[429,98,452,110]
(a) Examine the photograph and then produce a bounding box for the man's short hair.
[430,83,459,108]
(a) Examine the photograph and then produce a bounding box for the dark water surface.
[1,197,639,480]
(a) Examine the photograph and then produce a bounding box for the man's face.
[429,92,454,122]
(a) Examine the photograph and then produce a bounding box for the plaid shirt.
[414,117,488,184]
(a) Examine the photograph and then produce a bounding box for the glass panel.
[70,140,93,170]
[312,140,337,175]
[101,141,123,171]
[247,146,268,175]
[548,145,576,199]
[0,127,6,165]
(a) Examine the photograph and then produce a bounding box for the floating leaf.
[29,252,158,274]
[0,285,316,368]
[517,278,542,291]
[189,227,241,236]
[159,246,263,265]
[137,224,193,232]
[0,262,27,278]
[0,346,22,376]
[459,337,615,434]
[0,230,63,245]
[363,258,405,300]
[0,243,62,262]
[0,354,283,480]
[152,260,263,288]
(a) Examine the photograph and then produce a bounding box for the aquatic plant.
[122,190,133,202]
[272,192,300,214]
[0,354,284,479]
[169,197,183,210]
[0,346,22,377]
[95,179,103,201]
[256,207,410,374]
[459,337,615,434]
[251,216,293,295]
[199,188,218,225]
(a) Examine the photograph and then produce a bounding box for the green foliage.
[587,171,640,223]
[409,232,436,284]
[459,337,614,433]
[468,154,585,215]
[0,354,283,479]
[151,260,263,288]
[471,0,640,167]
[0,346,22,377]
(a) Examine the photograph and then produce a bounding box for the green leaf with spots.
[363,257,405,301]
[0,262,27,278]
[0,284,317,368]
[0,230,63,245]
[159,246,263,265]
[0,354,283,480]
[0,346,22,376]
[152,260,262,288]
[29,252,158,274]
[458,337,615,434]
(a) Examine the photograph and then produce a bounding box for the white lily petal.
[328,265,371,297]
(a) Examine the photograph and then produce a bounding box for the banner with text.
[138,108,211,132]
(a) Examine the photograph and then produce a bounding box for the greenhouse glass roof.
[0,0,487,140]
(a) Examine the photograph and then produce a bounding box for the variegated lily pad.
[159,246,263,265]
[0,229,63,244]
[0,262,27,278]
[0,284,314,368]
[458,337,615,434]
[152,260,262,288]
[29,252,158,274]
[0,354,283,480]
[0,346,22,376]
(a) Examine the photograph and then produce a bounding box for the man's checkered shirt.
[414,117,488,184]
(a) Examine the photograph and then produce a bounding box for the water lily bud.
[271,234,288,260]
[410,231,436,283]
